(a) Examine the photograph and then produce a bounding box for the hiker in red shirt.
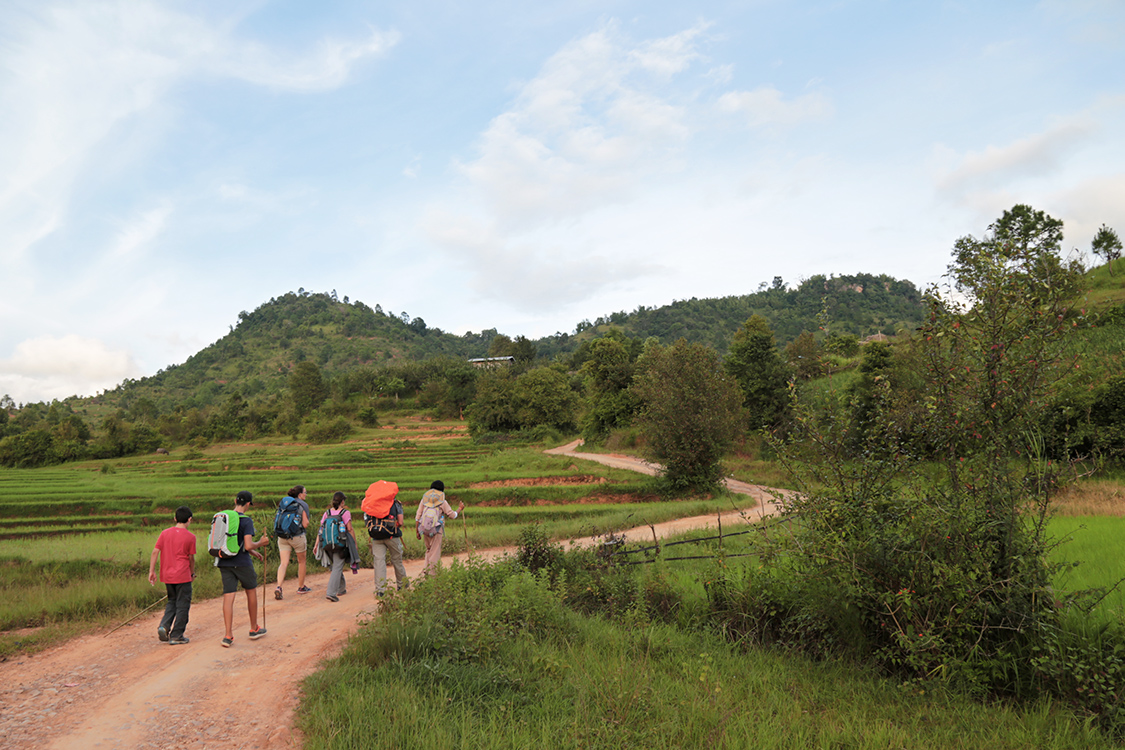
[148,505,197,645]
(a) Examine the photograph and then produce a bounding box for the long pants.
[325,550,348,598]
[161,581,192,639]
[422,532,444,575]
[372,537,407,594]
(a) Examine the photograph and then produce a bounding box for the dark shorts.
[220,565,258,594]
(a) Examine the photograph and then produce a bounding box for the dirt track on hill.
[0,444,783,750]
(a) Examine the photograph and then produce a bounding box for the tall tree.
[723,315,790,431]
[1091,224,1123,276]
[289,361,328,417]
[633,339,745,491]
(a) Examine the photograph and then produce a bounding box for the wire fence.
[602,511,788,566]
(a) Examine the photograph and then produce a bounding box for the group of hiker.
[146,480,465,648]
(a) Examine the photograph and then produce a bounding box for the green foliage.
[515,522,562,573]
[723,315,791,430]
[634,339,746,491]
[1091,224,1123,276]
[580,335,642,440]
[1031,614,1125,737]
[289,361,329,417]
[744,205,1104,704]
[468,367,577,435]
[304,416,354,444]
[785,330,825,380]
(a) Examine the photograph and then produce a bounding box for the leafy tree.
[289,361,328,417]
[633,339,745,491]
[440,365,478,420]
[757,204,1087,696]
[467,367,576,434]
[580,336,640,440]
[1091,224,1123,275]
[723,315,790,431]
[784,330,823,380]
[514,367,577,431]
[466,371,520,434]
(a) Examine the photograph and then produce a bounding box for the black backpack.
[365,512,397,540]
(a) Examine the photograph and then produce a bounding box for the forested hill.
[535,273,926,357]
[119,290,501,409]
[106,274,924,409]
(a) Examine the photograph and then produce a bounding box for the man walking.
[219,490,270,648]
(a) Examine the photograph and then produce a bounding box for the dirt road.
[0,445,782,750]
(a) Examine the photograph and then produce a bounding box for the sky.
[1,0,1123,405]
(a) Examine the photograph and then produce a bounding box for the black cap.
[235,490,253,504]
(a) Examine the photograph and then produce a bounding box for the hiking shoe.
[274,587,283,600]
[169,637,190,645]
[326,595,339,602]
[296,586,312,594]
[248,627,267,640]
[157,625,169,642]
[221,637,233,648]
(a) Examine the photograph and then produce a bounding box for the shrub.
[304,417,353,444]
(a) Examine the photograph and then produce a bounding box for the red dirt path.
[0,442,783,749]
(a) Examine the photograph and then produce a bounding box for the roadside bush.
[1031,613,1125,737]
[304,416,353,444]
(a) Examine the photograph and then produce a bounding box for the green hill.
[538,272,927,358]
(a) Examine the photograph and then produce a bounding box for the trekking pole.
[104,595,168,637]
[461,505,471,555]
[261,544,267,629]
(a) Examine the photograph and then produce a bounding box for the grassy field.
[0,420,738,655]
[299,553,1120,750]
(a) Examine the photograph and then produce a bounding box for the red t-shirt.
[155,526,197,584]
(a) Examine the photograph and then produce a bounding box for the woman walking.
[313,491,355,602]
[274,485,311,599]
[415,480,464,576]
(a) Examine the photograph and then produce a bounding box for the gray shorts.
[220,565,258,594]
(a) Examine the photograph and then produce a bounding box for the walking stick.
[104,595,168,637]
[261,544,267,629]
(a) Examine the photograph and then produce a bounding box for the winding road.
[0,443,782,750]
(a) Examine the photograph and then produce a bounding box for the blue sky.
[2,0,1123,405]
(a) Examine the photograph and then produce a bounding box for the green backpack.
[208,510,243,565]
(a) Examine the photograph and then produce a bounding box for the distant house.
[861,333,890,344]
[468,356,515,369]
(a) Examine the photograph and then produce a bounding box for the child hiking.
[148,505,196,645]
[217,491,270,648]
[415,480,464,576]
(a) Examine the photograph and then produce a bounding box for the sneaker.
[221,637,234,648]
[157,625,169,642]
[274,587,283,601]
[248,627,267,640]
[326,595,339,602]
[296,585,312,594]
[169,636,190,645]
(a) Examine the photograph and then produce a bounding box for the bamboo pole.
[104,595,168,637]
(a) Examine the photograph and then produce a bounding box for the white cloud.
[934,119,1095,195]
[0,1,396,264]
[424,211,649,313]
[455,24,699,232]
[107,203,172,260]
[628,23,709,76]
[0,334,141,403]
[716,86,833,127]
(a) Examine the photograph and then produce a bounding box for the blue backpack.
[274,497,304,539]
[320,513,347,552]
